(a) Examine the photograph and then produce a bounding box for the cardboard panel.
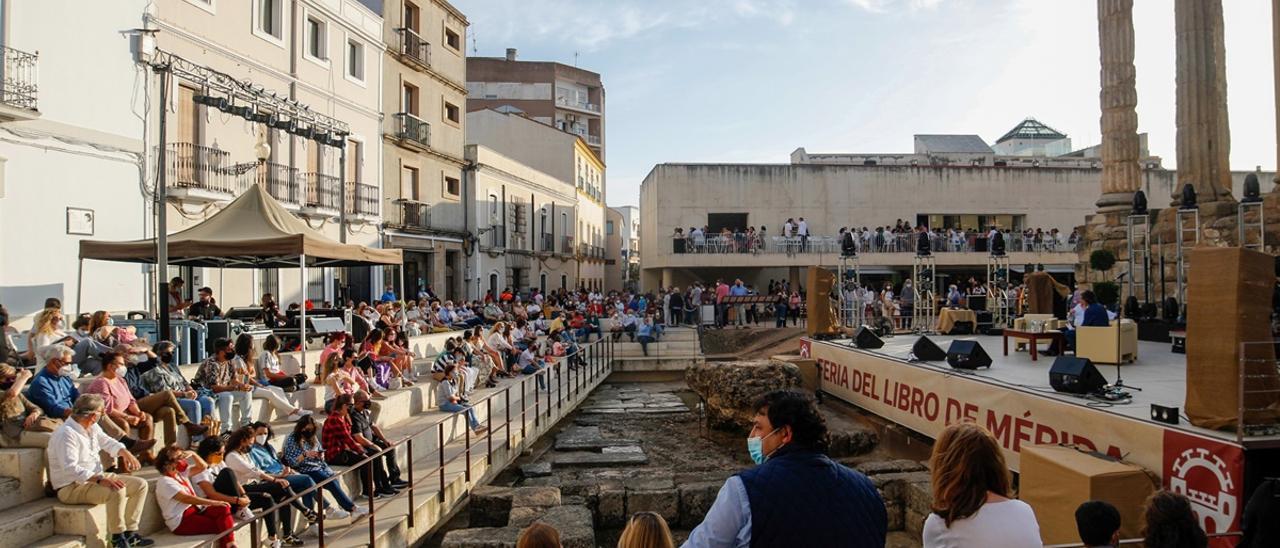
[1020,444,1157,546]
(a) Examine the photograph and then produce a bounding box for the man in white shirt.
[47,394,150,548]
[797,217,809,252]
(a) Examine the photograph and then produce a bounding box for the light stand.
[1175,184,1199,322]
[912,254,937,334]
[1239,173,1265,251]
[838,253,862,330]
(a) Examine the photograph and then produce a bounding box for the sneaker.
[281,535,305,546]
[377,487,399,497]
[111,534,131,548]
[325,507,350,520]
[391,479,410,489]
[237,507,255,521]
[268,538,283,548]
[350,506,369,518]
[125,532,155,547]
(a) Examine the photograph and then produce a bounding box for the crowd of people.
[672,220,1080,255]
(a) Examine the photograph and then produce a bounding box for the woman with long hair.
[218,428,303,546]
[281,414,365,520]
[922,422,1040,547]
[617,511,675,548]
[152,444,236,547]
[86,310,113,336]
[232,334,310,421]
[257,335,307,391]
[27,307,67,365]
[1142,491,1208,548]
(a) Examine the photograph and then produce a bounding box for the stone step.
[0,447,47,512]
[610,355,706,372]
[28,534,86,548]
[0,498,56,547]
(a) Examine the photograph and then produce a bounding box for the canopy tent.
[79,184,402,268]
[77,183,403,373]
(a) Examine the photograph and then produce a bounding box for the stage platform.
[801,334,1280,539]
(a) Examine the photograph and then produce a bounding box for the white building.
[0,0,150,328]
[610,205,639,290]
[990,118,1073,157]
[465,144,578,299]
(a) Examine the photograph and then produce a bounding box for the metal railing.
[1237,342,1280,442]
[586,134,602,146]
[165,143,239,195]
[199,338,615,548]
[257,161,300,204]
[540,233,554,252]
[394,198,430,231]
[393,112,431,148]
[395,27,431,68]
[302,172,340,210]
[555,96,600,113]
[671,231,1083,255]
[346,182,380,217]
[1,45,38,111]
[562,235,574,255]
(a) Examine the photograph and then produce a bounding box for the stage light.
[990,231,1006,256]
[1150,404,1180,425]
[271,116,296,133]
[312,130,330,143]
[194,94,229,110]
[1243,173,1262,203]
[1180,183,1197,210]
[250,110,272,124]
[1132,189,1148,215]
[229,104,253,118]
[916,231,931,256]
[840,229,857,257]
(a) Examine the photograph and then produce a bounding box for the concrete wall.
[465,109,575,183]
[605,207,624,292]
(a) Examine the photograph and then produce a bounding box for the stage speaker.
[1048,356,1107,395]
[946,340,992,370]
[854,326,884,349]
[1186,247,1280,429]
[805,266,839,337]
[911,336,947,361]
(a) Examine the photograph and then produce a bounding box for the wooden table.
[1002,329,1064,362]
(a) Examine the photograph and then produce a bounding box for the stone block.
[520,476,562,488]
[511,486,561,508]
[520,462,552,478]
[827,427,879,458]
[678,481,723,528]
[905,508,929,540]
[469,486,514,527]
[507,506,544,528]
[440,525,520,548]
[905,479,933,516]
[685,361,803,430]
[885,500,904,531]
[550,449,648,467]
[536,505,595,548]
[871,472,930,502]
[627,488,680,524]
[855,459,928,476]
[597,486,627,528]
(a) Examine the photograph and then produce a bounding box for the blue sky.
[462,0,1277,207]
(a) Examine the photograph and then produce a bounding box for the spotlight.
[250,110,272,124]
[312,130,330,143]
[1132,189,1148,215]
[194,94,228,110]
[271,116,296,132]
[229,104,253,118]
[1180,183,1197,210]
[1243,173,1262,203]
[840,230,857,257]
[990,230,1006,256]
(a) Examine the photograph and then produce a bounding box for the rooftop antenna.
[471,28,477,56]
[574,51,579,67]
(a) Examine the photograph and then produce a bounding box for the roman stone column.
[1096,0,1143,212]
[1174,0,1234,203]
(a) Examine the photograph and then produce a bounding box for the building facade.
[466,49,605,161]
[611,205,639,291]
[465,144,577,299]
[604,207,624,292]
[466,109,607,291]
[377,0,469,302]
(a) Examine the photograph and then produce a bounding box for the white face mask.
[255,434,267,445]
[129,354,147,365]
[116,365,128,377]
[58,364,78,378]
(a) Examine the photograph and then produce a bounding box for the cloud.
[844,0,946,14]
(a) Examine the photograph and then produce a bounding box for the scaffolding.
[1239,201,1265,251]
[1126,214,1151,307]
[985,253,1012,328]
[913,255,938,334]
[1175,208,1200,320]
[838,255,862,329]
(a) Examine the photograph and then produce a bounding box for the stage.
[801,334,1280,539]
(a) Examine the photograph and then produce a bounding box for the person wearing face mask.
[192,338,254,433]
[244,422,322,526]
[0,363,57,448]
[152,444,236,547]
[27,307,71,367]
[281,415,364,520]
[113,342,209,446]
[85,352,158,463]
[27,345,156,454]
[349,391,409,490]
[141,341,216,429]
[222,426,305,546]
[683,390,886,548]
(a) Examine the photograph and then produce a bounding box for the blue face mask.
[747,428,780,465]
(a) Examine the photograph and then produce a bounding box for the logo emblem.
[1168,447,1237,534]
[799,339,811,358]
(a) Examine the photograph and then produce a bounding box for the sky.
[461,0,1278,208]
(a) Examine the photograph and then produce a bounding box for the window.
[346,39,364,81]
[306,16,327,60]
[401,166,419,200]
[404,1,420,32]
[402,83,418,115]
[444,101,460,124]
[257,0,283,40]
[444,175,460,197]
[444,27,461,51]
[607,221,615,235]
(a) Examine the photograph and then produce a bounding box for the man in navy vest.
[683,390,886,548]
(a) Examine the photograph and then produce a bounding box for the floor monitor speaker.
[946,340,992,370]
[1048,355,1107,395]
[911,336,947,361]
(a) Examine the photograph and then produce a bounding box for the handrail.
[200,337,614,547]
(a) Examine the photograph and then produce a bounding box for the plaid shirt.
[321,413,363,461]
[281,433,330,474]
[192,356,236,389]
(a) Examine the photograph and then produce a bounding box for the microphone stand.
[1107,270,1141,396]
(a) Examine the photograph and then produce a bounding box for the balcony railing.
[346,182,380,217]
[555,96,600,113]
[256,161,300,204]
[395,27,431,68]
[301,172,340,210]
[165,143,238,195]
[562,235,574,255]
[394,198,430,231]
[1,45,38,111]
[586,134,602,146]
[393,112,431,149]
[541,233,555,253]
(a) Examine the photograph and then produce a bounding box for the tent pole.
[156,65,171,343]
[300,254,309,377]
[398,264,405,302]
[75,257,84,317]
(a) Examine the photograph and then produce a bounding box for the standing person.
[619,511,676,548]
[922,422,1041,547]
[192,338,254,433]
[668,288,684,328]
[788,291,802,327]
[168,277,192,319]
[683,390,885,548]
[380,285,397,302]
[796,217,809,252]
[901,279,915,331]
[729,280,748,328]
[714,279,730,329]
[152,445,236,547]
[1141,491,1208,548]
[47,394,152,548]
[773,291,789,328]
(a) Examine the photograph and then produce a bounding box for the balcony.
[395,28,431,70]
[555,96,600,114]
[562,235,574,255]
[345,182,380,222]
[0,45,38,120]
[255,161,301,207]
[299,172,340,218]
[540,233,555,253]
[586,134,602,146]
[392,112,431,150]
[164,143,240,203]
[392,198,431,232]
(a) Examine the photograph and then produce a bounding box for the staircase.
[0,334,613,548]
[606,326,705,372]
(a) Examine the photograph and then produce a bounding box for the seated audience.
[685,390,886,548]
[152,445,236,547]
[27,344,154,453]
[140,341,216,429]
[223,426,304,546]
[115,343,209,446]
[193,338,254,433]
[247,421,322,523]
[1142,491,1208,548]
[923,422,1041,547]
[1076,500,1121,548]
[0,363,57,447]
[233,334,311,421]
[84,351,158,461]
[350,391,409,489]
[257,335,308,391]
[281,414,365,519]
[620,511,676,548]
[437,365,488,433]
[323,394,397,499]
[47,394,152,548]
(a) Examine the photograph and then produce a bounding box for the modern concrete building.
[0,0,148,328]
[605,207,624,292]
[611,205,640,290]
[466,109,608,291]
[375,0,470,301]
[144,0,386,309]
[991,118,1073,157]
[465,49,606,161]
[464,144,578,299]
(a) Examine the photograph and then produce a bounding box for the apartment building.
[466,49,606,162]
[605,207,624,292]
[465,144,578,299]
[144,0,385,307]
[466,109,607,291]
[0,0,149,327]
[611,205,639,290]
